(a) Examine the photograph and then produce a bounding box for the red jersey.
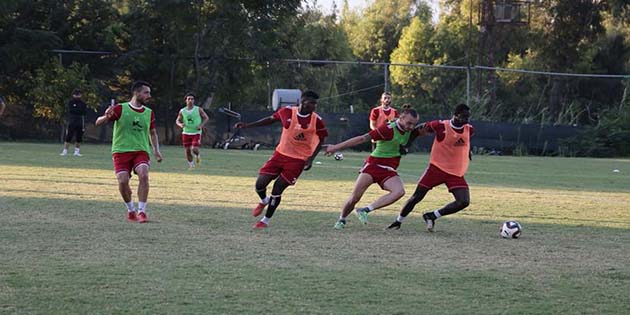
[365,122,417,169]
[424,120,475,141]
[425,120,474,176]
[369,106,399,129]
[369,121,419,142]
[272,106,328,139]
[108,103,156,130]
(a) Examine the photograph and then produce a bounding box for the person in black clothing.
[60,89,87,156]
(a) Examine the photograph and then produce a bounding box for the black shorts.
[65,123,84,142]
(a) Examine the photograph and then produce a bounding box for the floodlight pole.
[384,64,390,93]
[466,0,473,107]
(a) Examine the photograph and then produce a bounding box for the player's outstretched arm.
[95,105,114,126]
[324,133,371,155]
[415,122,431,137]
[234,115,277,129]
[95,115,109,126]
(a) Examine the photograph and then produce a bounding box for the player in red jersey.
[234,91,328,229]
[369,92,399,150]
[325,106,419,229]
[387,104,473,232]
[95,81,163,223]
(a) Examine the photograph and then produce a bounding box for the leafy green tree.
[342,0,417,62]
[29,59,98,123]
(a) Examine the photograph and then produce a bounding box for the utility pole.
[476,0,495,105]
[476,1,531,110]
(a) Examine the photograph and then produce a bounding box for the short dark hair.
[454,103,470,114]
[131,81,151,93]
[302,90,319,100]
[184,92,196,99]
[72,89,81,95]
[382,91,392,97]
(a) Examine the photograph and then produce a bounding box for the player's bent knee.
[399,190,406,198]
[457,200,470,209]
[410,193,422,203]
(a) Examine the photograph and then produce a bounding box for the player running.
[175,92,209,169]
[95,81,163,223]
[234,90,328,229]
[325,106,419,229]
[387,104,473,231]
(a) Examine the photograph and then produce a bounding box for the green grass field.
[1,142,629,314]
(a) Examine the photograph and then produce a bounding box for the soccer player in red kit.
[369,92,399,150]
[234,90,328,229]
[325,106,419,229]
[95,81,163,223]
[387,104,473,231]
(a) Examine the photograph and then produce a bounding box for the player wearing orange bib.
[369,92,399,150]
[387,104,473,232]
[234,91,328,229]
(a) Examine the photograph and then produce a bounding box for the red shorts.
[112,151,150,175]
[418,163,468,192]
[360,162,398,189]
[182,134,201,147]
[259,151,306,185]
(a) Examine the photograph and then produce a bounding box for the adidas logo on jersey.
[454,138,466,146]
[293,133,306,141]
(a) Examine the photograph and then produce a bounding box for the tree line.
[1,0,629,156]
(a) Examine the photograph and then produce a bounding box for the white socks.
[125,201,147,213]
[433,210,442,218]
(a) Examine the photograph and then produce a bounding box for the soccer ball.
[334,152,344,161]
[500,221,522,239]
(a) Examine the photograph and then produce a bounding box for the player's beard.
[137,97,149,106]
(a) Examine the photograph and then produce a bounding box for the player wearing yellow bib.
[95,81,163,223]
[175,92,209,169]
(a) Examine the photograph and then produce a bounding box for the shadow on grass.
[2,195,630,314]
